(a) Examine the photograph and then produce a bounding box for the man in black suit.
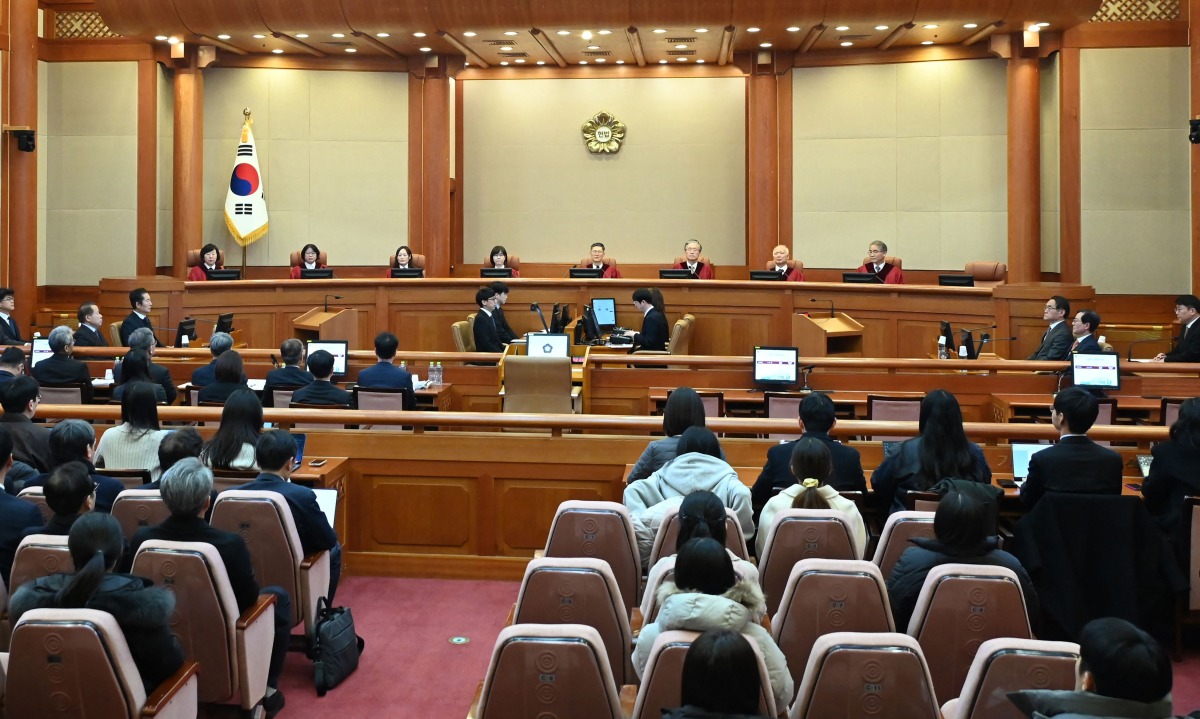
[1070,310,1103,355]
[119,327,178,404]
[131,458,290,716]
[1152,294,1200,363]
[120,287,160,347]
[31,326,93,402]
[0,376,52,472]
[229,430,341,602]
[0,287,24,346]
[190,332,235,386]
[262,339,314,408]
[0,427,45,585]
[23,419,122,513]
[0,346,25,386]
[1020,387,1123,510]
[21,460,94,538]
[290,350,353,407]
[472,287,505,353]
[488,281,519,344]
[751,392,865,521]
[73,303,109,348]
[356,332,416,410]
[623,288,669,351]
[1028,295,1073,361]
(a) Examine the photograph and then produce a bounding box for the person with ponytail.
[9,512,183,691]
[755,437,866,558]
[647,490,758,584]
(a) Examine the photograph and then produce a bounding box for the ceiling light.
[579,60,587,64]
[420,47,431,52]
[500,61,509,66]
[252,34,265,39]
[167,36,180,44]
[1036,22,1050,27]
[835,26,849,31]
[515,58,525,63]
[760,42,772,48]
[923,24,938,29]
[659,59,668,63]
[272,49,283,54]
[676,57,687,61]
[616,60,624,64]
[581,31,593,40]
[296,33,308,38]
[332,33,345,38]
[746,27,760,32]
[653,29,667,34]
[1027,25,1040,32]
[696,28,708,33]
[556,30,570,35]
[376,33,390,38]
[786,27,801,32]
[537,61,545,65]
[413,32,425,38]
[599,29,612,35]
[217,34,231,40]
[464,31,477,37]
[675,44,687,49]
[840,41,853,46]
[921,40,934,45]
[588,45,600,50]
[964,23,978,29]
[500,46,512,51]
[875,25,889,31]
[696,59,704,63]
[345,48,356,52]
[504,31,518,36]
[595,58,605,63]
[155,35,167,41]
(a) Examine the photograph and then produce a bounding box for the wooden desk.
[989,394,1161,424]
[647,388,924,419]
[416,384,453,412]
[291,456,350,536]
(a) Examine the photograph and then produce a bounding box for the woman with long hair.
[289,243,327,279]
[197,350,248,404]
[1143,397,1200,538]
[871,389,991,514]
[388,245,421,276]
[113,349,166,403]
[9,513,183,690]
[95,383,169,479]
[647,490,758,584]
[665,630,767,719]
[201,388,263,470]
[486,245,519,277]
[627,387,724,482]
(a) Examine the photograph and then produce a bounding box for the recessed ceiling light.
[840,41,853,47]
[675,44,687,49]
[595,58,605,63]
[659,59,667,63]
[588,45,600,50]
[1036,22,1050,27]
[599,29,612,35]
[696,59,704,64]
[875,25,889,31]
[746,27,760,32]
[963,23,978,29]
[500,61,509,65]
[345,47,356,52]
[556,30,570,36]
[167,36,180,44]
[921,40,934,45]
[155,35,168,41]
[252,34,265,39]
[217,34,231,40]
[676,57,687,61]
[464,31,477,37]
[420,47,431,52]
[537,60,545,65]
[923,24,938,29]
[504,31,518,36]
[332,33,345,38]
[515,58,525,63]
[835,26,849,31]
[760,42,772,48]
[696,28,708,33]
[653,29,667,34]
[616,60,624,64]
[579,60,587,64]
[295,33,308,38]
[376,33,389,38]
[272,49,283,54]
[786,27,801,32]
[500,46,512,51]
[413,32,425,37]
[581,31,593,40]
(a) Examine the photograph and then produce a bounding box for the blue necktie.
[8,317,18,341]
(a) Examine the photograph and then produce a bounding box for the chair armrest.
[620,684,637,719]
[629,607,644,637]
[466,680,484,719]
[236,594,277,710]
[141,660,199,718]
[504,603,515,627]
[300,551,327,570]
[299,550,332,640]
[236,593,277,630]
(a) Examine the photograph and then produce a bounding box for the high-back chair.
[940,638,1080,719]
[633,315,695,357]
[7,608,199,719]
[765,392,805,441]
[757,510,859,616]
[38,381,89,405]
[578,255,618,270]
[1091,397,1117,447]
[132,540,276,710]
[861,254,904,268]
[647,505,748,570]
[543,501,641,612]
[789,632,939,719]
[9,533,72,595]
[210,490,331,638]
[638,555,676,628]
[387,251,427,270]
[111,489,171,541]
[473,623,622,719]
[500,356,574,414]
[1161,397,1184,427]
[672,254,716,277]
[187,248,225,268]
[15,486,51,523]
[771,559,895,692]
[271,385,302,409]
[964,261,1008,287]
[765,258,804,273]
[907,564,1033,705]
[109,321,124,346]
[632,629,776,719]
[102,468,154,489]
[513,557,633,685]
[666,386,723,417]
[451,320,475,352]
[289,249,329,267]
[871,510,936,579]
[866,395,922,441]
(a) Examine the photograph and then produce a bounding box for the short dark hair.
[674,537,735,596]
[475,287,496,307]
[677,426,721,460]
[199,243,220,261]
[680,630,761,716]
[869,241,888,253]
[158,427,204,473]
[45,461,94,516]
[280,338,304,366]
[128,287,148,308]
[213,350,244,384]
[307,349,335,379]
[0,287,13,302]
[0,346,25,367]
[1049,295,1070,316]
[488,245,508,266]
[663,387,707,437]
[933,491,991,549]
[799,392,835,433]
[632,288,653,305]
[1054,386,1099,434]
[255,430,297,473]
[1078,310,1101,334]
[1,376,39,414]
[374,332,399,360]
[1079,617,1171,703]
[299,243,321,260]
[590,242,605,251]
[49,419,95,467]
[77,303,98,324]
[1175,294,1200,313]
[487,281,510,295]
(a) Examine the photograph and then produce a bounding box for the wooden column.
[1058,47,1082,284]
[742,50,781,268]
[407,56,455,278]
[172,50,204,277]
[1000,34,1042,284]
[136,60,159,276]
[6,0,38,327]
[1191,0,1200,293]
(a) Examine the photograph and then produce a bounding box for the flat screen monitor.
[174,319,197,348]
[205,268,241,281]
[939,274,975,287]
[559,304,571,331]
[659,269,693,280]
[524,332,571,358]
[749,270,786,281]
[959,329,977,360]
[481,268,513,278]
[1072,352,1121,390]
[591,298,617,328]
[940,321,957,354]
[300,268,334,280]
[581,305,602,342]
[1011,443,1052,480]
[306,339,349,376]
[214,313,234,335]
[753,346,799,386]
[30,338,51,367]
[570,268,604,279]
[390,268,424,279]
[548,303,563,334]
[842,272,880,284]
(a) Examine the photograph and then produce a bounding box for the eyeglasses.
[1044,305,1058,310]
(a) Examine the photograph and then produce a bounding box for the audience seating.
[132,540,275,711]
[647,505,748,571]
[209,470,258,493]
[15,487,51,523]
[789,632,939,719]
[637,555,675,629]
[758,510,859,616]
[111,489,171,541]
[271,385,302,409]
[771,559,895,692]
[103,468,154,489]
[38,382,90,406]
[940,638,1080,719]
[1161,397,1183,427]
[902,490,942,512]
[7,608,199,719]
[866,395,922,441]
[964,261,1008,288]
[353,386,412,430]
[210,490,330,639]
[543,501,642,613]
[764,392,805,441]
[906,564,1033,705]
[2,533,73,649]
[665,385,721,417]
[500,356,577,415]
[630,629,776,719]
[288,402,351,429]
[871,510,936,579]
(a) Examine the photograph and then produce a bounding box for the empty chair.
[38,382,89,405]
[789,632,939,719]
[15,486,51,523]
[1161,397,1183,427]
[631,629,777,719]
[647,505,749,569]
[451,320,475,352]
[941,638,1080,719]
[757,510,858,616]
[871,510,936,579]
[866,395,922,442]
[473,623,621,719]
[101,468,155,489]
[513,557,632,685]
[353,386,414,431]
[7,608,199,719]
[771,559,895,692]
[907,564,1033,705]
[500,356,575,414]
[270,385,302,410]
[765,392,805,441]
[543,501,641,612]
[111,489,171,541]
[964,261,1008,288]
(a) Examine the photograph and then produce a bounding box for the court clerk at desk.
[472,287,505,354]
[621,288,669,352]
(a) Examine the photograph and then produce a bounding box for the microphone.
[323,295,343,313]
[962,323,998,333]
[809,298,835,318]
[1127,337,1167,361]
[978,335,1017,351]
[270,354,280,369]
[529,303,550,333]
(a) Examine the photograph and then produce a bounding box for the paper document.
[313,488,338,530]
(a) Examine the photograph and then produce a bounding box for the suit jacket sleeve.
[1020,453,1047,510]
[1164,324,1200,362]
[153,365,179,404]
[220,536,261,612]
[634,310,669,351]
[473,313,504,353]
[494,309,518,343]
[294,489,339,554]
[1030,323,1073,361]
[833,446,867,493]
[0,319,22,345]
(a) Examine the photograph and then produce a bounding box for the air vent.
[666,50,696,56]
[582,50,612,56]
[666,37,696,43]
[499,52,530,58]
[321,41,355,48]
[485,39,516,45]
[838,34,871,41]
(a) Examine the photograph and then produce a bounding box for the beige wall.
[42,61,139,286]
[793,58,1008,271]
[462,77,746,266]
[201,68,409,267]
[157,65,173,267]
[1040,55,1061,274]
[1080,47,1189,295]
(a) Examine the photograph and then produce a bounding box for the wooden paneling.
[496,480,609,554]
[370,476,473,549]
[1007,50,1041,283]
[1064,20,1189,48]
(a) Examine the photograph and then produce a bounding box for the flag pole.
[241,108,250,275]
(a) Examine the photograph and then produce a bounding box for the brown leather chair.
[765,258,804,273]
[500,356,575,414]
[861,254,903,268]
[964,261,1008,288]
[387,251,427,270]
[866,394,922,441]
[672,254,716,277]
[289,249,329,267]
[758,510,859,616]
[270,385,303,410]
[632,629,777,719]
[132,540,276,711]
[15,487,52,524]
[8,608,199,719]
[633,314,695,357]
[543,501,641,612]
[111,489,170,541]
[940,637,1079,719]
[109,321,123,346]
[871,510,936,579]
[647,505,748,571]
[577,255,618,269]
[187,248,225,268]
[451,320,475,353]
[789,632,939,719]
[38,382,91,406]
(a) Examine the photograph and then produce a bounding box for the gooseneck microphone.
[323,295,343,313]
[1126,337,1167,361]
[529,303,550,333]
[809,299,835,318]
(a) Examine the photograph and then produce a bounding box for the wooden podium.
[293,308,358,347]
[792,313,865,357]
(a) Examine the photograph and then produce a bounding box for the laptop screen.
[1011,443,1052,480]
[524,333,570,358]
[30,338,51,367]
[1071,352,1120,390]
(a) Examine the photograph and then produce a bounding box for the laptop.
[1011,443,1052,482]
[30,338,51,367]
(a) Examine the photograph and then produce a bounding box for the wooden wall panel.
[496,480,609,554]
[370,478,473,549]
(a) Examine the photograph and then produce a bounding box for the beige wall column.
[172,50,203,276]
[408,56,456,277]
[7,0,38,325]
[1001,34,1043,283]
[741,51,781,267]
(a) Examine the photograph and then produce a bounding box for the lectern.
[792,313,864,357]
[293,308,358,347]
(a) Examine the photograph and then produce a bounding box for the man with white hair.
[31,325,92,400]
[190,331,237,386]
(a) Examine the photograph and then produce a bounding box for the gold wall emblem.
[582,112,626,154]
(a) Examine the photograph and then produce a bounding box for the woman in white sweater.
[94,383,171,481]
[200,388,261,471]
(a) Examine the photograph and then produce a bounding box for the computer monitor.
[939,274,975,287]
[525,332,571,358]
[481,268,513,278]
[753,346,799,387]
[959,329,977,360]
[842,272,880,284]
[205,268,242,281]
[581,305,602,343]
[559,304,571,331]
[214,313,234,335]
[306,339,349,376]
[940,321,957,354]
[659,269,693,280]
[173,318,198,348]
[30,338,51,368]
[592,298,617,328]
[547,303,563,334]
[748,270,786,281]
[570,268,604,279]
[1072,352,1121,391]
[300,268,334,280]
[1011,443,1052,480]
[390,268,424,279]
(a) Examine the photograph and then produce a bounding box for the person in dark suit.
[623,288,669,351]
[22,420,122,514]
[229,430,341,602]
[190,331,235,386]
[472,287,505,353]
[262,339,314,408]
[1142,397,1200,538]
[130,458,290,715]
[356,332,416,410]
[119,287,160,347]
[0,346,24,385]
[0,287,24,346]
[488,281,518,343]
[196,350,249,404]
[0,427,45,585]
[1069,310,1103,354]
[117,328,177,404]
[1020,387,1123,510]
[290,350,353,407]
[1152,294,1200,363]
[1028,295,1073,361]
[752,391,865,520]
[0,376,52,472]
[31,326,93,402]
[72,303,110,349]
[21,460,94,539]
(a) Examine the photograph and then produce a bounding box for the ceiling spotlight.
[556,30,570,35]
[413,32,425,37]
[419,47,431,52]
[653,28,667,34]
[659,59,667,63]
[332,33,345,38]
[835,26,849,31]
[345,47,356,52]
[504,31,518,36]
[500,61,509,65]
[464,31,477,37]
[599,29,612,35]
[167,36,180,44]
[155,35,168,41]
[760,42,772,48]
[675,44,687,49]
[1036,22,1050,27]
[840,41,853,46]
[296,33,308,38]
[217,34,231,40]
[588,45,600,50]
[696,59,704,63]
[252,34,265,39]
[595,58,605,63]
[376,33,390,38]
[696,28,708,33]
[676,57,687,61]
[875,25,889,31]
[515,58,525,63]
[746,27,760,32]
[923,24,938,29]
[963,23,978,29]
[786,27,801,32]
[537,61,545,65]
[272,49,283,54]
[500,46,512,51]
[579,60,587,64]
[616,60,624,64]
[921,40,934,45]
[582,30,593,40]
[1027,25,1041,32]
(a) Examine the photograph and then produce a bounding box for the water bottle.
[400,360,407,372]
[431,362,442,385]
[958,345,968,373]
[938,336,949,360]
